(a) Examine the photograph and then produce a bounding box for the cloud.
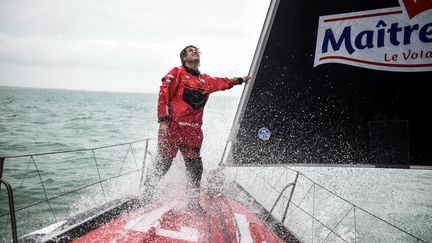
[0,36,169,70]
[0,0,270,92]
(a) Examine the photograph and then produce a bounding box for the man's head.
[180,45,200,67]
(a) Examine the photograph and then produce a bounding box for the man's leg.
[180,145,203,189]
[179,145,205,213]
[142,142,178,201]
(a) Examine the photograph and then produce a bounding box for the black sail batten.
[223,0,432,168]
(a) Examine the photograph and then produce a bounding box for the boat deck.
[71,192,287,243]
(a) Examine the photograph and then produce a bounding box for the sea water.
[0,86,241,240]
[0,86,431,242]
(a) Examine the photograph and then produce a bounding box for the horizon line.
[0,85,241,97]
[0,84,157,95]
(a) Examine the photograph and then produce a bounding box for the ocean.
[0,86,431,242]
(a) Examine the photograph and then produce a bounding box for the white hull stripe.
[234,213,253,243]
[124,202,199,242]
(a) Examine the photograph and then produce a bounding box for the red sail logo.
[400,0,432,18]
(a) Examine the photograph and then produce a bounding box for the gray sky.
[0,0,270,94]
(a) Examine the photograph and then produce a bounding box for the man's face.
[184,47,200,63]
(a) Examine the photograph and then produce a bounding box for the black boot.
[186,189,206,215]
[140,186,155,204]
[187,199,207,216]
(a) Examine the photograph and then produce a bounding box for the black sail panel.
[229,0,432,167]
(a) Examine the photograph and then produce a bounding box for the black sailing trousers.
[143,143,203,197]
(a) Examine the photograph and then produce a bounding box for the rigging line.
[257,167,285,192]
[354,207,357,243]
[267,182,294,220]
[3,138,155,159]
[283,168,426,242]
[18,156,32,189]
[261,165,296,192]
[282,172,299,223]
[320,206,354,243]
[295,170,425,242]
[292,170,361,207]
[112,143,132,200]
[29,156,58,225]
[129,144,139,170]
[288,200,349,243]
[258,170,298,217]
[284,182,314,221]
[139,140,149,191]
[217,140,230,166]
[0,168,142,218]
[233,167,426,242]
[92,149,107,203]
[142,140,149,170]
[274,168,289,190]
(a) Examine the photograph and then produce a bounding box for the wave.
[69,116,93,122]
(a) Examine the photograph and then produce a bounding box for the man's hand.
[242,75,251,83]
[159,122,169,136]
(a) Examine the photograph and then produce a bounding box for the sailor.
[144,45,250,214]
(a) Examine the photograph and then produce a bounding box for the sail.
[226,0,432,167]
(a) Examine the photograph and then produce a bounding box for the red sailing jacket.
[157,66,243,147]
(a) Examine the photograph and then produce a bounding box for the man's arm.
[207,75,251,93]
[158,67,180,123]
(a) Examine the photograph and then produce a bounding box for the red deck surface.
[72,192,283,242]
